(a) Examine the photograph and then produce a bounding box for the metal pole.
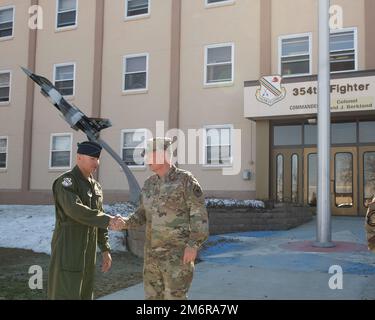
[314,0,334,247]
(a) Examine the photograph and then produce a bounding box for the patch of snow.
[0,205,128,255]
[205,198,265,209]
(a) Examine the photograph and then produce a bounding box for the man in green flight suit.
[48,141,125,300]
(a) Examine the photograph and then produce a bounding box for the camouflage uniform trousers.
[143,250,194,300]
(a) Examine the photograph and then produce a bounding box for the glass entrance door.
[271,149,303,204]
[303,147,358,215]
[331,147,357,215]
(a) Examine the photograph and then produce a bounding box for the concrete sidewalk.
[100,217,375,300]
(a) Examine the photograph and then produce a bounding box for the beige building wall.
[99,0,173,193]
[0,0,31,189]
[178,0,260,198]
[0,0,373,203]
[29,0,97,190]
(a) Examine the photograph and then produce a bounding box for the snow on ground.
[0,199,265,255]
[0,205,132,255]
[205,198,265,209]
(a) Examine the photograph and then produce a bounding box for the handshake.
[108,214,128,231]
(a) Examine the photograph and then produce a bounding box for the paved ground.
[100,216,375,300]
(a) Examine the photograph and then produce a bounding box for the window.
[125,0,150,18]
[291,154,299,203]
[50,134,72,169]
[0,6,14,39]
[56,0,77,29]
[331,122,356,144]
[276,154,284,202]
[122,129,146,166]
[54,63,75,96]
[0,137,8,169]
[359,121,375,143]
[123,54,148,92]
[273,125,302,146]
[330,29,357,73]
[205,125,232,166]
[206,0,234,7]
[279,34,311,77]
[0,71,11,103]
[205,43,234,85]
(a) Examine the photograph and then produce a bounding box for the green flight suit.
[48,166,111,300]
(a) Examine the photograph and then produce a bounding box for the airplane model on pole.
[21,67,141,204]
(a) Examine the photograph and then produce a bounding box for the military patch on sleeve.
[62,177,73,187]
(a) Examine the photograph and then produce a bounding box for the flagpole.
[314,0,334,247]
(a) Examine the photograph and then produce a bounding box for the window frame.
[205,0,235,8]
[0,5,15,41]
[330,27,358,74]
[49,133,73,170]
[121,128,148,168]
[53,62,76,97]
[278,32,312,78]
[124,0,151,21]
[122,53,149,93]
[55,0,78,31]
[203,124,234,168]
[204,42,234,87]
[0,70,12,105]
[0,136,8,170]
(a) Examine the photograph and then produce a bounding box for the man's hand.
[101,251,112,273]
[183,246,198,264]
[109,215,126,231]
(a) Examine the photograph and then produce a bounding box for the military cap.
[77,141,102,158]
[141,137,173,157]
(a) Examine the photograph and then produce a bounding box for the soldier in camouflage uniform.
[124,137,209,300]
[365,195,375,253]
[48,141,125,300]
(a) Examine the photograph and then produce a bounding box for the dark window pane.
[207,64,232,83]
[291,154,299,203]
[359,122,375,143]
[126,56,146,73]
[0,153,6,168]
[207,46,232,64]
[273,125,302,146]
[207,0,228,3]
[331,123,356,144]
[127,0,149,16]
[0,87,10,102]
[308,153,317,207]
[55,80,74,96]
[51,151,70,167]
[276,154,284,202]
[330,60,355,72]
[0,22,13,37]
[281,55,310,76]
[57,11,76,28]
[304,124,317,145]
[125,72,146,90]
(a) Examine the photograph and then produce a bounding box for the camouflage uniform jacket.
[126,165,209,254]
[365,201,375,252]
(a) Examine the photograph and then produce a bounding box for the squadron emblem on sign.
[255,75,286,106]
